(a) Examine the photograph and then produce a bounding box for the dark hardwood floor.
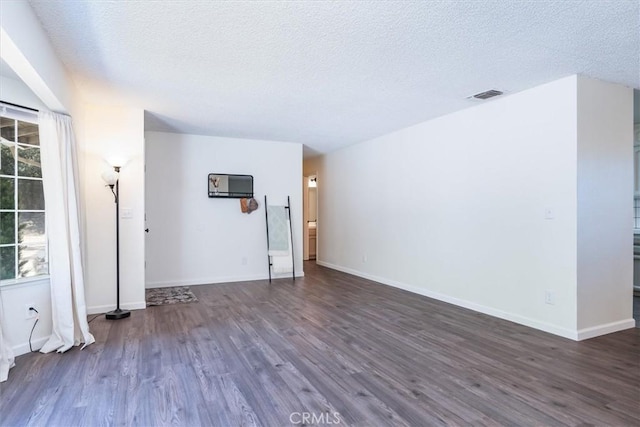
[1,262,639,426]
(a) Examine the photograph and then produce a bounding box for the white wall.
[145,131,303,287]
[0,280,51,355]
[75,105,146,313]
[576,78,634,337]
[316,75,633,340]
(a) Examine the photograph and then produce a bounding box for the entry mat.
[146,286,198,307]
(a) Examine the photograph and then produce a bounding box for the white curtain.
[0,292,15,382]
[38,111,94,354]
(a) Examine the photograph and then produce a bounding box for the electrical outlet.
[362,255,367,263]
[25,304,37,319]
[544,291,555,305]
[241,257,248,266]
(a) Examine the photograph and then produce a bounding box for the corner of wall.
[576,77,635,333]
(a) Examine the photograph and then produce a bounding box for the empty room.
[0,1,638,426]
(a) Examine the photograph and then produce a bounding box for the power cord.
[28,310,100,352]
[28,307,39,352]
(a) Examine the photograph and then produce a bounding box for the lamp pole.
[105,166,130,320]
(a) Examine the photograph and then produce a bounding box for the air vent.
[470,89,503,100]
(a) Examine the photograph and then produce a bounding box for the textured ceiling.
[28,0,640,155]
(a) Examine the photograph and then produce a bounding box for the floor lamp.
[102,166,131,320]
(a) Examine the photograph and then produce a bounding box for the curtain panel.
[38,111,94,354]
[0,292,15,382]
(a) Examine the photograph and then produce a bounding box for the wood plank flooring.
[1,262,639,426]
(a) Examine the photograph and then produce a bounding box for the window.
[0,111,48,282]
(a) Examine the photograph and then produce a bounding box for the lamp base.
[105,308,131,320]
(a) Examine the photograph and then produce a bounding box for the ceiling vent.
[469,89,503,100]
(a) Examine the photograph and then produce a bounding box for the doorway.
[303,175,318,261]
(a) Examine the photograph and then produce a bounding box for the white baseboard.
[576,319,636,340]
[12,336,48,356]
[86,301,147,315]
[145,272,305,289]
[316,261,635,341]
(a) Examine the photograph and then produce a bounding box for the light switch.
[121,208,133,219]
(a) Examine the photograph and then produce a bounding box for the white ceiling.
[28,0,639,155]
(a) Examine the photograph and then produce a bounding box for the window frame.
[0,107,49,286]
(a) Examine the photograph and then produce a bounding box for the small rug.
[146,286,198,307]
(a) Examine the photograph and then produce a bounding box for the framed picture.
[208,173,253,198]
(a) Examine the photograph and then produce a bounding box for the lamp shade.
[101,169,119,186]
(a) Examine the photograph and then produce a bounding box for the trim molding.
[145,272,305,289]
[316,260,628,341]
[12,336,48,356]
[86,301,147,315]
[576,319,636,340]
